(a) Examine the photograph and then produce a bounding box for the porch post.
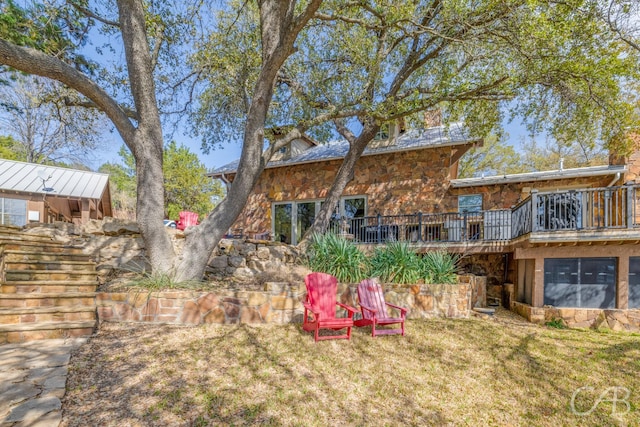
[617,256,629,309]
[531,256,545,307]
[626,184,634,229]
[530,190,539,232]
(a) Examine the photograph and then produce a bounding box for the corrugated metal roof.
[450,165,627,188]
[0,159,110,199]
[210,122,477,175]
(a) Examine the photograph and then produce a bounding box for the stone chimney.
[423,109,442,128]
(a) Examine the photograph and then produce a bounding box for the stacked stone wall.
[23,220,306,284]
[97,278,485,325]
[511,301,640,331]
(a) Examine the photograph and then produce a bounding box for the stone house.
[210,124,640,328]
[0,159,112,226]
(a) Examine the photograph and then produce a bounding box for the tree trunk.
[132,128,175,273]
[117,0,176,273]
[301,124,381,243]
[173,0,322,281]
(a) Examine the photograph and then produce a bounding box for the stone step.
[0,306,96,324]
[2,281,97,294]
[0,228,58,243]
[3,260,96,271]
[0,240,82,252]
[4,270,98,281]
[0,321,95,343]
[0,293,96,308]
[2,249,91,262]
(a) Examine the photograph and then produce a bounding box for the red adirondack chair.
[355,278,407,337]
[302,272,357,342]
[176,211,199,231]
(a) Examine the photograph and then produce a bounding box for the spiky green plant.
[370,241,422,284]
[306,232,370,283]
[422,250,460,284]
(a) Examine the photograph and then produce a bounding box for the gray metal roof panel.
[210,123,476,175]
[450,165,627,188]
[0,159,109,199]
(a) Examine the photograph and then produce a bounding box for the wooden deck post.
[626,184,634,229]
[530,190,539,232]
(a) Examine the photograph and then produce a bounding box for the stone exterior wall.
[229,147,456,235]
[227,140,619,235]
[511,301,640,331]
[96,277,485,325]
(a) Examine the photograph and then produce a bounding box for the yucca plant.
[370,241,422,284]
[422,250,460,284]
[306,232,370,283]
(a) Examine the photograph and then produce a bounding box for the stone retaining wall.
[24,220,306,284]
[97,276,485,325]
[511,301,640,331]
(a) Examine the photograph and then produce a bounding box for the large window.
[272,196,366,245]
[630,257,640,308]
[544,257,616,308]
[458,194,482,213]
[0,198,27,226]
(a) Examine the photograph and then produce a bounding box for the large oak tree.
[0,0,322,280]
[0,0,638,281]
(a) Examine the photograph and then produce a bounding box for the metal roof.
[0,159,110,199]
[450,165,627,188]
[210,122,478,176]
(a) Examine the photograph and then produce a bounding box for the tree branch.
[0,39,135,144]
[66,0,120,27]
[63,97,139,121]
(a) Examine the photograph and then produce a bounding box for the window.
[296,202,316,243]
[373,124,389,141]
[458,194,482,213]
[274,203,292,244]
[544,258,616,308]
[272,196,366,245]
[0,198,27,226]
[343,197,366,219]
[630,257,640,308]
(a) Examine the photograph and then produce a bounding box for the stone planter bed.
[96,275,487,325]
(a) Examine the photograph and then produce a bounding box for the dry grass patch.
[61,311,640,426]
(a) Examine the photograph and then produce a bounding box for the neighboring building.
[0,159,112,226]
[210,123,640,327]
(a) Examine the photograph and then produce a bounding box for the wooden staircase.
[0,226,97,343]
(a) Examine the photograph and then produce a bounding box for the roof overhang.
[209,137,482,178]
[450,165,627,188]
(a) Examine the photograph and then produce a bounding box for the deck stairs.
[0,226,97,343]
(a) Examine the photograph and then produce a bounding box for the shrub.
[128,271,202,291]
[370,241,422,284]
[422,250,459,284]
[306,233,370,283]
[545,318,567,329]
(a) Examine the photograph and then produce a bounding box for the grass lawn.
[61,310,640,426]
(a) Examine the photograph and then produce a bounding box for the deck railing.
[328,184,640,245]
[328,209,512,244]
